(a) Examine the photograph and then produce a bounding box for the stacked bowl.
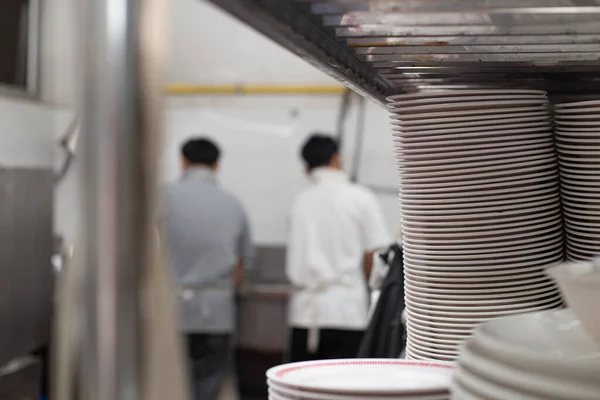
[387,90,565,361]
[554,100,600,261]
[267,359,454,400]
[452,309,600,400]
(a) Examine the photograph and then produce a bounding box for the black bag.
[357,244,406,358]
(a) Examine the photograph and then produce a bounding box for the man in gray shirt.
[163,137,253,400]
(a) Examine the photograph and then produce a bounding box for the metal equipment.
[207,0,600,103]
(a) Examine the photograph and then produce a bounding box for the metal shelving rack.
[209,0,600,104]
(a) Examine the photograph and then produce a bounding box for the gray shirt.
[163,167,253,333]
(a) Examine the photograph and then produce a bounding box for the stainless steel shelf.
[209,0,600,103]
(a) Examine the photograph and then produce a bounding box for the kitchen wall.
[47,0,400,246]
[0,98,54,169]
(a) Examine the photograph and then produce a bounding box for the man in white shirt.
[286,134,392,362]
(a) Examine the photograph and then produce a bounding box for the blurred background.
[0,0,400,399]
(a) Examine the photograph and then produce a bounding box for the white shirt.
[286,167,392,334]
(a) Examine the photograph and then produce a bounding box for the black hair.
[301,134,339,170]
[181,138,220,166]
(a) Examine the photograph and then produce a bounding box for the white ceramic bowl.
[547,261,600,344]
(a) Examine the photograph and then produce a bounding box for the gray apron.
[178,281,234,333]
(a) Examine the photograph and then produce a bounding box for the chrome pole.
[79,0,170,398]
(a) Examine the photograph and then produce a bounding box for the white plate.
[402,211,562,233]
[555,100,600,109]
[557,146,600,157]
[408,337,462,355]
[391,111,549,128]
[561,190,600,202]
[406,293,561,314]
[450,380,481,400]
[399,179,558,202]
[395,128,552,149]
[396,146,555,169]
[455,348,599,400]
[408,338,463,355]
[564,206,600,218]
[401,185,558,207]
[565,221,600,235]
[563,201,600,213]
[395,129,551,149]
[554,106,600,115]
[406,273,556,289]
[560,163,600,179]
[402,193,559,216]
[391,113,552,133]
[556,130,600,139]
[561,182,600,194]
[407,326,469,342]
[404,267,553,284]
[407,299,563,324]
[454,365,534,400]
[403,233,562,257]
[558,152,600,163]
[404,258,561,277]
[390,105,548,121]
[554,113,600,120]
[266,359,454,395]
[402,202,560,223]
[403,254,564,276]
[556,142,600,153]
[387,89,546,102]
[408,340,458,358]
[466,320,600,392]
[555,136,600,146]
[555,119,600,127]
[554,126,600,132]
[566,226,600,240]
[556,141,600,155]
[267,383,450,400]
[407,321,474,336]
[389,94,547,108]
[566,237,600,252]
[406,287,561,307]
[405,280,558,297]
[400,173,558,196]
[404,245,562,266]
[397,153,556,176]
[395,138,553,159]
[560,170,600,182]
[402,224,562,249]
[395,136,551,156]
[407,312,493,329]
[399,169,557,192]
[389,99,548,114]
[405,346,456,363]
[477,309,600,364]
[393,121,551,137]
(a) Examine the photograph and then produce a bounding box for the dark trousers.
[186,333,230,400]
[289,328,363,362]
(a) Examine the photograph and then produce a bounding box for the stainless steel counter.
[237,283,291,352]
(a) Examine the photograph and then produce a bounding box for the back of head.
[181,137,220,168]
[301,134,340,171]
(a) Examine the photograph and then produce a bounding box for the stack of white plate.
[387,90,565,361]
[554,100,600,261]
[267,359,454,400]
[452,309,600,400]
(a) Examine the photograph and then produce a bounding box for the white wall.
[0,98,55,168]
[46,0,401,246]
[163,96,399,244]
[40,0,79,106]
[169,0,338,85]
